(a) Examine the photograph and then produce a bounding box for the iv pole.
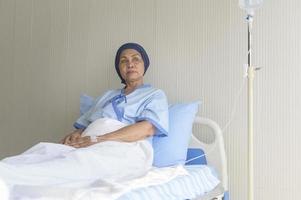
[239,1,262,200]
[247,14,255,200]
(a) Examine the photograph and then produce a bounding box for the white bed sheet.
[117,165,220,200]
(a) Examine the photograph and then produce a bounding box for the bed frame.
[190,117,229,200]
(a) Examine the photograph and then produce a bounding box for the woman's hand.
[68,136,98,148]
[61,129,83,145]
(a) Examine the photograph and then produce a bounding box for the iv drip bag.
[239,0,263,15]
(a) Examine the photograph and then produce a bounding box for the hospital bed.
[117,116,229,200]
[1,116,229,200]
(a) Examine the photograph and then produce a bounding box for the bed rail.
[189,116,229,199]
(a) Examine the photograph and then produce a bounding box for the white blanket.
[2,165,187,200]
[0,118,188,200]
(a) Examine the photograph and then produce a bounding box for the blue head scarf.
[115,43,150,84]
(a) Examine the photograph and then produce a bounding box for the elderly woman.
[0,43,169,193]
[62,43,168,148]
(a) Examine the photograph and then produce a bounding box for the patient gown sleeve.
[73,91,111,129]
[73,105,94,129]
[137,90,169,137]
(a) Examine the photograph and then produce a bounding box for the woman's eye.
[120,59,128,64]
[132,57,141,63]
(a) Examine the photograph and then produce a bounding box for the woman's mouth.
[127,71,137,74]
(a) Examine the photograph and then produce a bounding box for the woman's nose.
[127,61,134,68]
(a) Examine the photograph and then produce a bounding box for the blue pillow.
[152,102,200,167]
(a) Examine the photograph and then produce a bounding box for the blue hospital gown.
[74,84,169,143]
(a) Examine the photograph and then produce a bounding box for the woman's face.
[118,49,145,83]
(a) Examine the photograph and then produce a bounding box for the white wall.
[0,0,300,199]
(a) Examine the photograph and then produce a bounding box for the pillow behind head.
[152,102,200,167]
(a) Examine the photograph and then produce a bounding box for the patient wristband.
[90,136,98,143]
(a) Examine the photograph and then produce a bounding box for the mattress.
[117,165,220,200]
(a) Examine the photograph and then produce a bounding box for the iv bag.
[239,0,263,15]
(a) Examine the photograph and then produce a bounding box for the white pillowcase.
[81,117,127,137]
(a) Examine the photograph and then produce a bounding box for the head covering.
[115,43,150,84]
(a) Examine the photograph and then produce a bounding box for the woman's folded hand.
[68,136,98,148]
[60,129,83,145]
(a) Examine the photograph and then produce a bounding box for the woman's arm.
[69,121,155,148]
[98,120,155,142]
